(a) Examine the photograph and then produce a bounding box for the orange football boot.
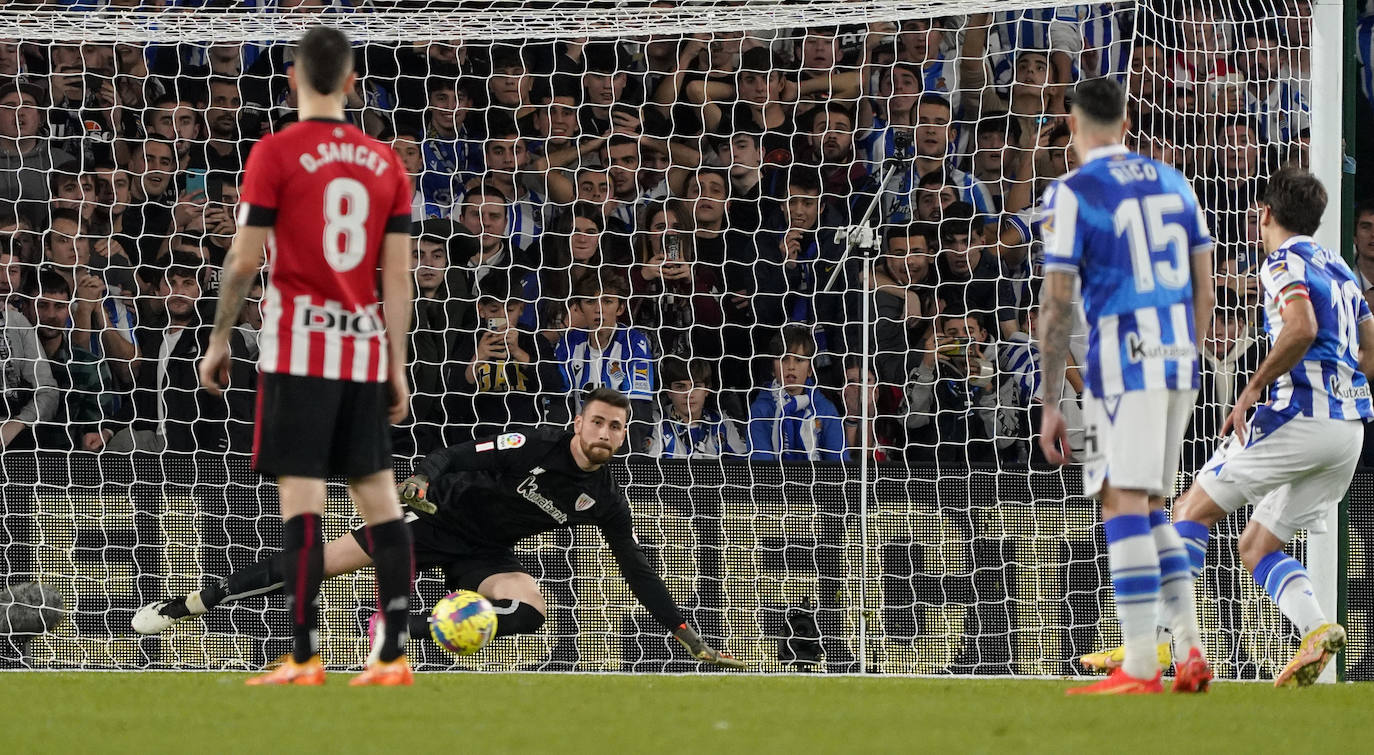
[245,655,325,686]
[350,655,414,686]
[1066,667,1163,695]
[1171,648,1214,693]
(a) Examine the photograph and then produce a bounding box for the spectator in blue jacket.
[748,324,846,461]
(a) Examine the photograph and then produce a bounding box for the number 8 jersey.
[1040,144,1213,397]
[1257,235,1374,425]
[238,118,412,383]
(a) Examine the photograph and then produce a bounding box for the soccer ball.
[429,590,498,655]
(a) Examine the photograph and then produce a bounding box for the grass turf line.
[2,673,1369,754]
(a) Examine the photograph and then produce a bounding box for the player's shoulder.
[622,326,653,349]
[501,427,566,453]
[558,329,588,352]
[1260,246,1309,284]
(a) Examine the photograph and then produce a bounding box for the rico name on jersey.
[238,119,412,383]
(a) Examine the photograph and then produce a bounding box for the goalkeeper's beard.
[583,442,615,464]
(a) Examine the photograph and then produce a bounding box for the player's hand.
[386,367,409,425]
[1221,385,1260,442]
[199,338,231,396]
[397,473,433,514]
[1038,404,1073,465]
[673,624,746,670]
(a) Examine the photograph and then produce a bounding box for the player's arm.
[399,434,525,513]
[200,225,269,396]
[1035,181,1081,464]
[1223,283,1318,438]
[1037,270,1077,460]
[1190,249,1216,353]
[600,503,745,669]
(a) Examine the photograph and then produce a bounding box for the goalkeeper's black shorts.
[350,510,529,591]
[253,372,392,479]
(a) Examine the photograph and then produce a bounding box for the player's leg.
[243,373,342,683]
[1099,484,1163,682]
[1245,518,1346,686]
[1244,434,1358,686]
[340,379,414,685]
[349,469,413,666]
[276,475,328,665]
[132,535,374,634]
[1079,487,1219,673]
[1150,389,1211,691]
[1069,392,1166,694]
[478,571,548,637]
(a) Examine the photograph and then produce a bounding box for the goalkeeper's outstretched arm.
[601,503,746,670]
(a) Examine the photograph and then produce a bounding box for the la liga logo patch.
[497,433,526,450]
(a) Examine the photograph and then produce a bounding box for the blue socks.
[1253,550,1327,637]
[1174,519,1209,579]
[1150,510,1200,655]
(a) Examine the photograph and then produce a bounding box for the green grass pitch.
[3,673,1370,753]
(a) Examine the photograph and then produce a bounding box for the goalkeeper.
[133,387,743,669]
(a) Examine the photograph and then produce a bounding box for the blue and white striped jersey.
[556,326,656,402]
[1244,80,1310,145]
[505,186,547,254]
[987,8,1081,86]
[1076,3,1133,81]
[1041,144,1212,397]
[1357,14,1374,108]
[1254,236,1374,429]
[647,407,748,458]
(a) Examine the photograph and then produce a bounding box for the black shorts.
[351,511,528,592]
[254,372,392,479]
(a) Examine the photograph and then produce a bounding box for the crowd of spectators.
[0,0,1365,470]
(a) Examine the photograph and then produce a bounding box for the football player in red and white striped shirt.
[199,26,415,686]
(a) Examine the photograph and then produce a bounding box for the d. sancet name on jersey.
[299,141,392,176]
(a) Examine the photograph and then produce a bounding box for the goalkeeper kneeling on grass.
[134,387,743,669]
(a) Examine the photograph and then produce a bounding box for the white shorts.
[1081,389,1197,498]
[1197,415,1365,543]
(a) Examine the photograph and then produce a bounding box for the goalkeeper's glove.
[397,474,433,514]
[673,624,746,670]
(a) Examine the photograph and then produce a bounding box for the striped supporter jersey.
[1254,236,1374,428]
[556,326,656,403]
[238,119,412,382]
[1040,144,1212,397]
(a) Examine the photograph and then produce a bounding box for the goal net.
[0,0,1361,678]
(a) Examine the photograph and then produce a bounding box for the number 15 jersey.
[1040,144,1213,398]
[239,118,412,383]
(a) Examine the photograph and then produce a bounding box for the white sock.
[1150,511,1200,656]
[1105,514,1162,679]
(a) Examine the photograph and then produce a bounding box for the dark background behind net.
[1,452,1368,678]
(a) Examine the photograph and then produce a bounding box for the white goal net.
[0,0,1362,678]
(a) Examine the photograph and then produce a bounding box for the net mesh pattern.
[0,0,1362,677]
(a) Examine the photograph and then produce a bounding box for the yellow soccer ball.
[429,590,498,656]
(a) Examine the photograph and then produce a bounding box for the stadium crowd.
[0,0,1366,470]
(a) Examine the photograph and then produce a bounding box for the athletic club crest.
[574,493,595,511]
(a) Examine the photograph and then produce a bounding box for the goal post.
[0,0,1361,678]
